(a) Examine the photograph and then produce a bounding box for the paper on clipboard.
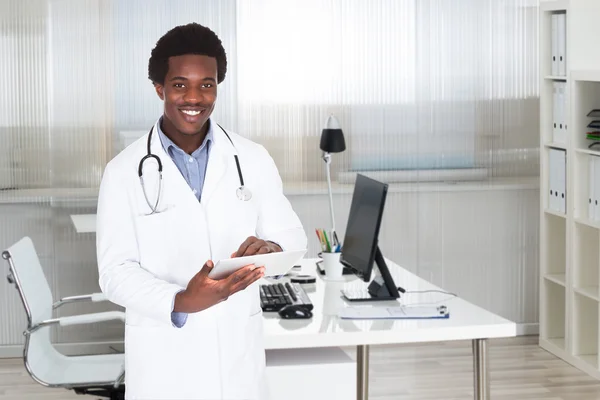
[338,305,449,320]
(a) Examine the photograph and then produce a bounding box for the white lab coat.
[96,120,307,399]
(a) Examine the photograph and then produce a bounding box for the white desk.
[264,258,516,400]
[69,212,516,399]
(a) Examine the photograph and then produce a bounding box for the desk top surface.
[64,213,518,350]
[262,258,516,350]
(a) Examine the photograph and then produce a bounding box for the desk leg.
[357,345,369,400]
[472,338,489,400]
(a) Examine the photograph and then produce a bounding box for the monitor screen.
[340,174,388,282]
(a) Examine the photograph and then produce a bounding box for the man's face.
[154,54,218,136]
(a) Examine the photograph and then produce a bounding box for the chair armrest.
[58,311,125,327]
[53,292,108,309]
[27,311,125,334]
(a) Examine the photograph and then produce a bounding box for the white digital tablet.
[208,249,307,280]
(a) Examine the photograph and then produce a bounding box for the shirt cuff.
[171,291,188,328]
[171,312,188,328]
[267,240,284,252]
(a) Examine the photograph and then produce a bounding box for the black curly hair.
[148,23,227,85]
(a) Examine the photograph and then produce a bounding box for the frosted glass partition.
[0,0,539,351]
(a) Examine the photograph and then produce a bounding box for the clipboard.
[338,305,449,320]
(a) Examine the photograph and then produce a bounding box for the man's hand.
[233,236,282,258]
[173,260,265,314]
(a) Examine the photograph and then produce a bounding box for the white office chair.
[2,236,125,399]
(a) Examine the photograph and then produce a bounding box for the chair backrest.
[3,237,73,386]
[3,236,53,326]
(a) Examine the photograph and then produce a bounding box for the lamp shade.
[320,115,346,153]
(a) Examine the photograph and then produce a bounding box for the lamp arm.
[323,152,336,233]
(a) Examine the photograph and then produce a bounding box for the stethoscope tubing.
[138,123,250,214]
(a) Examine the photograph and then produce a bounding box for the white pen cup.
[321,252,343,281]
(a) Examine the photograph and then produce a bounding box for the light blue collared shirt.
[156,118,213,328]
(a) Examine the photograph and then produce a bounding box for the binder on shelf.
[548,148,566,213]
[552,14,559,76]
[553,82,567,144]
[548,149,557,211]
[558,13,566,77]
[595,156,600,221]
[549,149,558,211]
[553,82,559,142]
[590,156,597,221]
[563,82,568,139]
[558,149,566,214]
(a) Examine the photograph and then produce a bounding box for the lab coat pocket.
[134,208,176,278]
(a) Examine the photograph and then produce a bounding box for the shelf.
[578,355,599,369]
[572,70,600,83]
[544,208,566,218]
[540,0,568,12]
[547,337,566,350]
[573,80,600,150]
[545,142,567,150]
[573,223,599,300]
[543,213,567,277]
[573,293,599,369]
[575,217,600,230]
[574,287,600,302]
[542,280,566,346]
[575,148,600,157]
[538,3,600,383]
[545,274,566,286]
[545,75,567,81]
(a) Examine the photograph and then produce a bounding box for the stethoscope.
[138,123,252,214]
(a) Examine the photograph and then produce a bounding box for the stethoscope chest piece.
[236,186,252,201]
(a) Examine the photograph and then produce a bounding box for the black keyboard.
[260,282,313,312]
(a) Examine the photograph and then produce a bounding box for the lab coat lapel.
[148,124,198,208]
[201,128,232,206]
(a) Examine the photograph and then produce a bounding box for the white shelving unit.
[539,0,600,380]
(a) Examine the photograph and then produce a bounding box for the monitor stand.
[342,246,405,302]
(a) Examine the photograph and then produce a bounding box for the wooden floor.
[1,336,600,399]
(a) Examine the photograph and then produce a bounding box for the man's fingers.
[232,267,265,294]
[242,240,268,257]
[228,266,264,295]
[198,260,214,277]
[227,264,256,284]
[256,245,271,255]
[235,236,257,257]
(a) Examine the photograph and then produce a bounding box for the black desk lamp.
[320,115,346,247]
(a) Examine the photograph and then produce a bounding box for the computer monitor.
[340,174,403,301]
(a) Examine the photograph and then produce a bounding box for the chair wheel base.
[74,385,125,400]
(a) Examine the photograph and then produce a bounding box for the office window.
[0,0,538,189]
[236,0,539,182]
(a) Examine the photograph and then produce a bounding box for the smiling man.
[96,23,307,399]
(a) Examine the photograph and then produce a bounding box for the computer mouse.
[278,305,313,319]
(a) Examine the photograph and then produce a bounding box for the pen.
[322,230,331,252]
[332,230,339,246]
[315,229,326,252]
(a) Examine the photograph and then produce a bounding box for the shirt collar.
[156,117,214,158]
